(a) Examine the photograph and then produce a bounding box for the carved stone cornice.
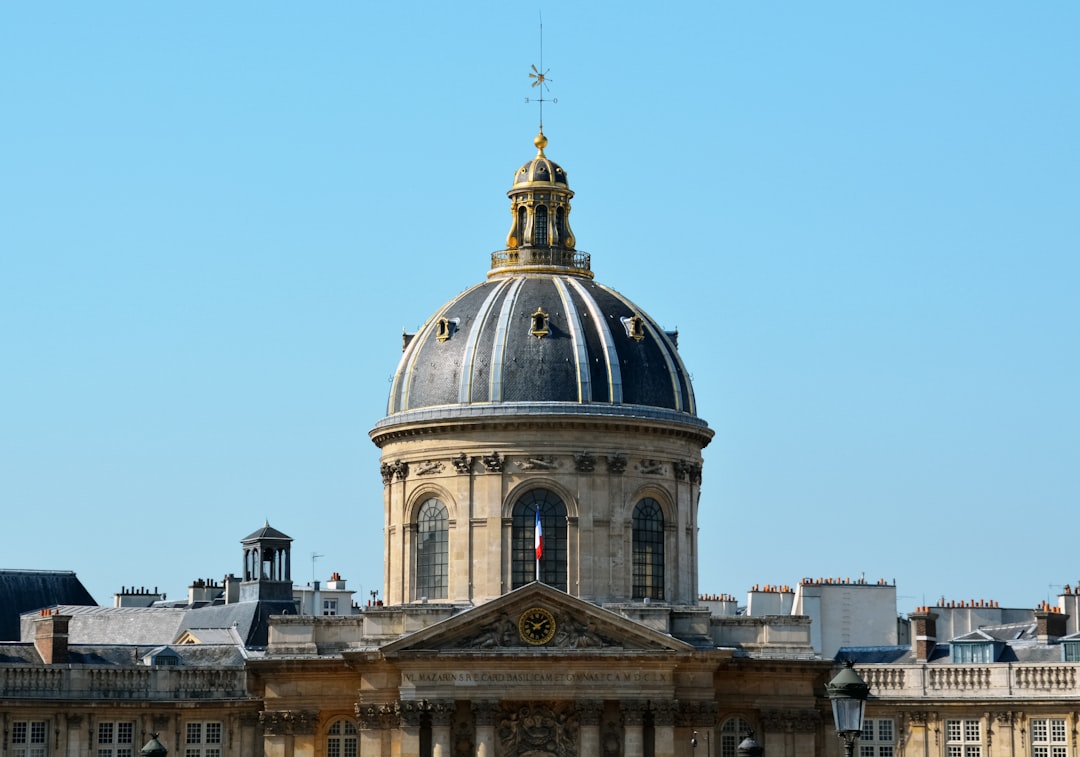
[260,710,318,736]
[906,711,930,726]
[399,700,427,728]
[452,453,474,474]
[481,452,503,472]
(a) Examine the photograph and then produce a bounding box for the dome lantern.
[494,130,588,277]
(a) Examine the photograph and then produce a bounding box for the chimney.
[1036,608,1069,643]
[909,608,938,662]
[33,610,71,664]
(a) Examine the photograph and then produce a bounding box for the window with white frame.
[326,719,358,757]
[1063,642,1080,662]
[11,721,48,757]
[185,722,223,757]
[946,719,983,757]
[719,717,754,757]
[860,718,895,757]
[953,642,995,663]
[97,722,135,757]
[323,598,338,616]
[1031,718,1068,757]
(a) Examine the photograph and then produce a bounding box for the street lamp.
[826,661,870,757]
[139,734,167,757]
[691,729,711,757]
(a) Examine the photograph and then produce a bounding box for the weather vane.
[525,13,556,131]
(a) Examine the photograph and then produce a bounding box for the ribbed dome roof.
[374,131,707,432]
[385,276,697,419]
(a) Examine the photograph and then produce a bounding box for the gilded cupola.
[494,130,585,277]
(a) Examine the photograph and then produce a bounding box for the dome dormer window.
[530,307,550,339]
[622,315,646,342]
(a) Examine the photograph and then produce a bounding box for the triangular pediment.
[378,583,695,657]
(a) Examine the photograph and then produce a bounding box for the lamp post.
[826,661,870,757]
[691,729,711,757]
[140,734,167,757]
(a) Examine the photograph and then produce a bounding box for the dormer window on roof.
[951,640,997,664]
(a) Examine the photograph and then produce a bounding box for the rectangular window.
[859,718,895,757]
[98,722,135,757]
[1064,643,1080,662]
[953,643,994,663]
[12,721,48,757]
[322,598,338,616]
[185,722,223,757]
[945,719,982,757]
[1031,718,1068,757]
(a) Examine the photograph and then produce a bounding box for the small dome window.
[530,308,550,339]
[621,315,646,342]
[435,318,459,343]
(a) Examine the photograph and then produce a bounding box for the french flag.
[534,508,543,560]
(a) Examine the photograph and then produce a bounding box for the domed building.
[371,129,713,607]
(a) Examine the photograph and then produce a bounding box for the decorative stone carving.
[380,462,393,485]
[602,720,623,757]
[518,455,558,471]
[356,703,398,730]
[638,459,665,475]
[399,700,427,728]
[578,701,604,727]
[497,703,578,757]
[676,701,717,727]
[621,701,648,727]
[260,710,319,736]
[429,700,456,727]
[473,701,500,727]
[452,453,473,474]
[481,452,503,472]
[463,616,518,648]
[392,460,409,481]
[453,720,474,757]
[415,460,444,476]
[651,700,678,727]
[605,454,627,474]
[674,460,701,482]
[907,712,930,726]
[573,452,596,472]
[760,709,819,734]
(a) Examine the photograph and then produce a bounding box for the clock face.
[518,607,557,645]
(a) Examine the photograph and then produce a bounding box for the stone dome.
[383,277,699,423]
[374,130,708,436]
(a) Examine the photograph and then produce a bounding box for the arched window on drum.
[415,498,448,600]
[512,489,566,591]
[632,498,664,600]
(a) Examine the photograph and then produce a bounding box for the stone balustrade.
[0,665,248,699]
[857,663,1080,700]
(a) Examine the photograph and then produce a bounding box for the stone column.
[578,701,603,757]
[62,714,82,757]
[398,702,424,757]
[430,701,455,757]
[260,711,318,757]
[357,703,395,757]
[473,702,498,757]
[622,702,648,757]
[651,701,677,757]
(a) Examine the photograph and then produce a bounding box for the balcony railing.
[490,247,591,275]
[0,665,249,700]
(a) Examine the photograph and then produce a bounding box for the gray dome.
[384,275,699,421]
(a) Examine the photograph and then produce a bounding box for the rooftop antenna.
[525,12,556,132]
[311,552,324,583]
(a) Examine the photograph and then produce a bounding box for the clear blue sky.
[2,3,1077,612]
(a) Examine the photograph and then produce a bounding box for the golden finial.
[534,129,548,157]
